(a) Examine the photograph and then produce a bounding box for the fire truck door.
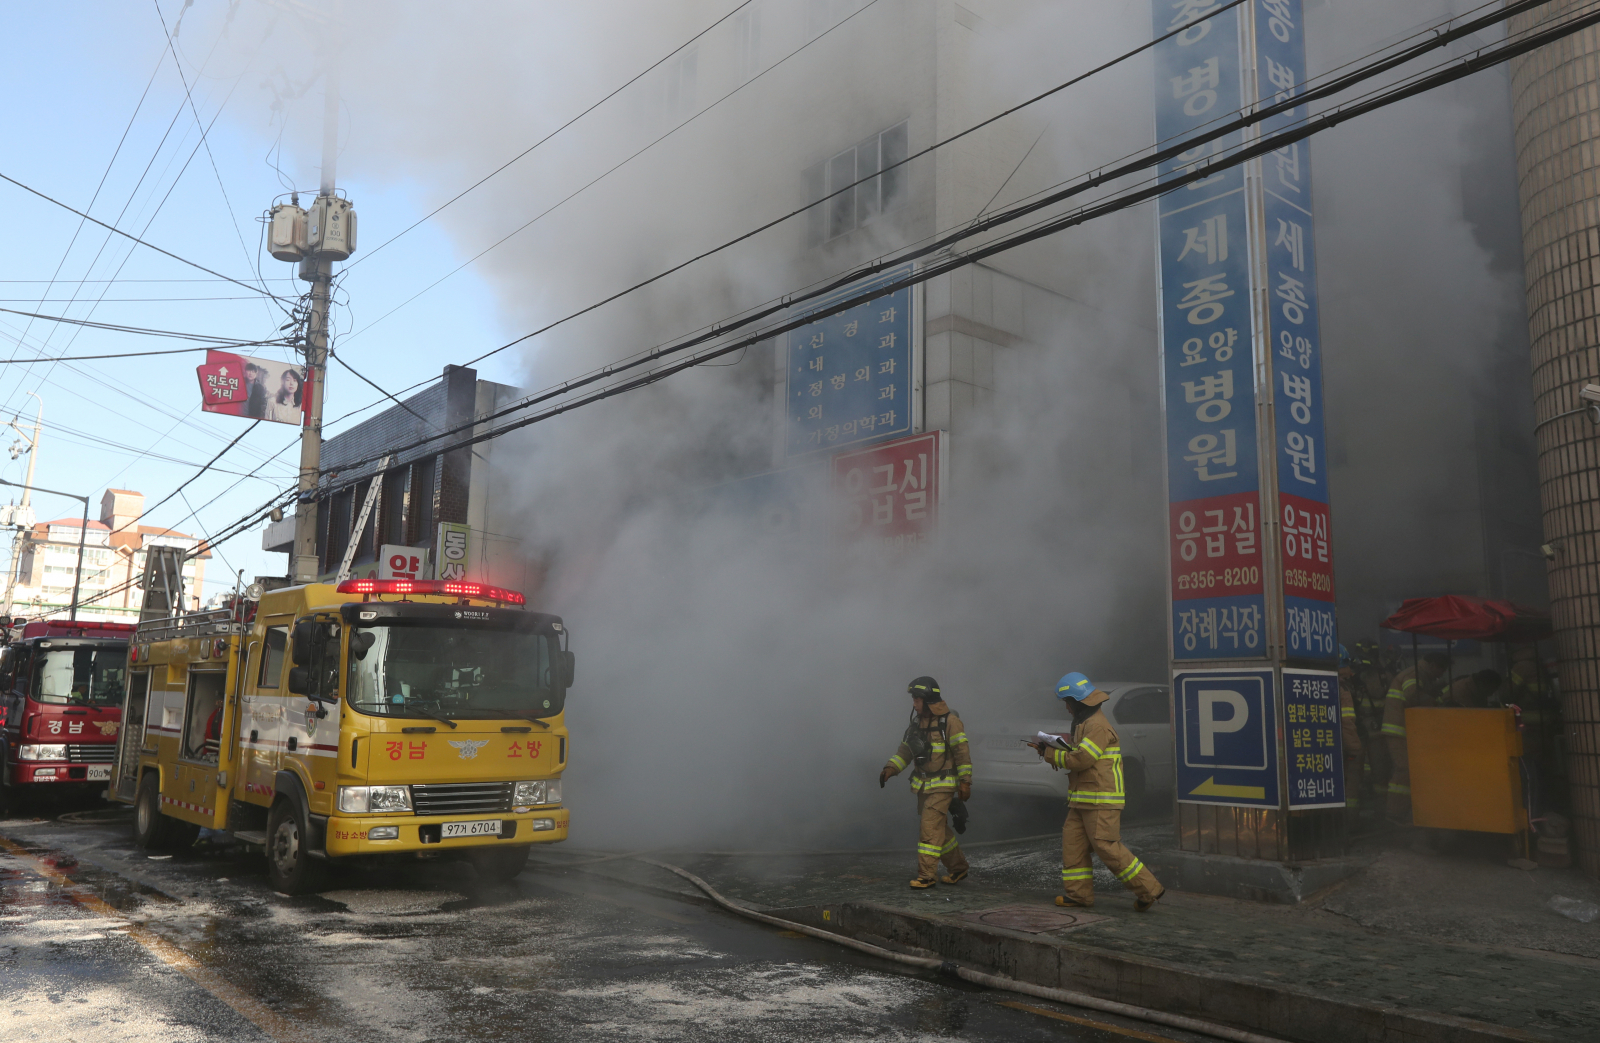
[241,621,291,803]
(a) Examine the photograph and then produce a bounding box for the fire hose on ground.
[607,854,1292,1043]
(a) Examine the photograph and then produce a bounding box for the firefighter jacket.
[883,700,972,793]
[1381,666,1440,741]
[1338,677,1362,758]
[1048,698,1125,809]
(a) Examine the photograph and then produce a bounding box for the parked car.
[971,682,1173,808]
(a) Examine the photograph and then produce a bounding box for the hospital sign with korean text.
[1154,0,1265,661]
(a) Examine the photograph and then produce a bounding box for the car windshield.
[32,645,127,706]
[346,624,564,720]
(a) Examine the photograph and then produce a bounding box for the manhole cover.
[959,903,1108,934]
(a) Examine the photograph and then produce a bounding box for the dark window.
[326,488,354,568]
[182,671,226,763]
[410,457,436,545]
[381,468,408,547]
[353,478,378,565]
[1112,687,1171,726]
[258,626,288,688]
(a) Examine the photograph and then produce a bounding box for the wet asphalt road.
[0,802,1199,1043]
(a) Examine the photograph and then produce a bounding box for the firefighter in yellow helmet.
[1035,673,1164,911]
[879,676,972,889]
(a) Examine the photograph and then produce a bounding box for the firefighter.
[879,676,972,889]
[1382,651,1449,823]
[1034,672,1164,911]
[1338,647,1364,817]
[1443,669,1502,708]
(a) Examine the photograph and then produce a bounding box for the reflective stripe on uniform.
[1068,790,1125,804]
[949,731,969,745]
[888,755,907,770]
[956,764,973,777]
[917,842,943,858]
[1381,723,1406,737]
[1079,738,1104,759]
[929,742,946,754]
[1052,749,1070,769]
[1340,707,1357,718]
[910,776,959,792]
[1115,858,1146,883]
[1061,867,1094,880]
[940,837,960,854]
[1387,782,1410,795]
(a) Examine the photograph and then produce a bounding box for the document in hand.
[1029,731,1074,751]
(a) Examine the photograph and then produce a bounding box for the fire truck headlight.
[338,785,413,814]
[514,780,562,806]
[368,786,413,813]
[19,744,66,761]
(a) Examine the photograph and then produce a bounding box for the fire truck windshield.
[345,625,565,720]
[32,646,127,706]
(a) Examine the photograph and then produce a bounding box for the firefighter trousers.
[1061,806,1161,905]
[1386,735,1410,821]
[915,789,969,880]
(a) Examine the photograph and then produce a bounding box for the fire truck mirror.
[291,621,319,666]
[559,651,576,689]
[287,665,312,695]
[351,631,376,661]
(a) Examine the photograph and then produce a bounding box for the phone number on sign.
[1284,568,1333,593]
[1174,566,1260,591]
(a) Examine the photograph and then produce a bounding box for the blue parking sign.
[1174,669,1279,808]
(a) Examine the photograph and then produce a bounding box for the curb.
[765,900,1556,1043]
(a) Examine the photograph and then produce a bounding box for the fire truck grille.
[67,745,116,764]
[410,782,513,816]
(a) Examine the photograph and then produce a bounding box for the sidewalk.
[562,823,1600,1043]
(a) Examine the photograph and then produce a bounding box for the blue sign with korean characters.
[786,266,913,457]
[1174,668,1279,808]
[1283,668,1344,808]
[1256,0,1337,662]
[1153,0,1266,661]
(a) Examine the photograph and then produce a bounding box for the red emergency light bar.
[335,578,526,606]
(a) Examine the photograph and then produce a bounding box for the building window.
[381,468,408,547]
[664,47,698,121]
[325,488,354,570]
[806,121,909,244]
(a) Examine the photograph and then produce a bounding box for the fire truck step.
[231,831,267,847]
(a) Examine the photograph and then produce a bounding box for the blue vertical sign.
[787,267,913,457]
[1174,669,1280,808]
[1154,1,1266,660]
[1283,668,1344,808]
[1255,0,1337,661]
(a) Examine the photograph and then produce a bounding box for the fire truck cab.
[110,576,572,892]
[0,618,135,808]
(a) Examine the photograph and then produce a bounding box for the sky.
[0,1,521,599]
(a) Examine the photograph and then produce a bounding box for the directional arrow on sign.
[1188,777,1266,800]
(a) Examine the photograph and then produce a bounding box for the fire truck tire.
[266,797,323,895]
[134,772,196,851]
[471,844,531,883]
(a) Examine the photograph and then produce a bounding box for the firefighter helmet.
[907,676,941,699]
[1056,672,1094,701]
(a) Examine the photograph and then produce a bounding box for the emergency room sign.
[831,431,942,549]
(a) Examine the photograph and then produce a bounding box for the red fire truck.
[0,619,135,809]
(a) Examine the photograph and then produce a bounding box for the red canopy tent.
[1379,595,1553,643]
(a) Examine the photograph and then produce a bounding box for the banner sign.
[1153,0,1265,660]
[379,545,429,581]
[1256,0,1337,659]
[1174,668,1279,808]
[435,522,472,581]
[787,266,913,457]
[832,430,942,550]
[195,349,308,426]
[1283,668,1344,808]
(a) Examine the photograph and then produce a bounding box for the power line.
[342,0,886,341]
[0,171,286,301]
[311,0,1597,489]
[107,420,263,539]
[348,0,756,268]
[0,307,292,346]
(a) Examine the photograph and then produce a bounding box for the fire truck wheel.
[470,844,531,884]
[135,772,184,850]
[266,798,322,895]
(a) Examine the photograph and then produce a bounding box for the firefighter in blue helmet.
[1031,672,1164,910]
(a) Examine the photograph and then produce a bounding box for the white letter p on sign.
[1199,689,1248,756]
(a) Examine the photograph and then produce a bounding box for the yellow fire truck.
[109,572,571,893]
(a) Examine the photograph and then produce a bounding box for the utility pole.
[291,66,344,583]
[1,392,43,618]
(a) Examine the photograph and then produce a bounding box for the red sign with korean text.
[1169,491,1264,601]
[195,349,309,426]
[831,431,942,549]
[1280,492,1335,602]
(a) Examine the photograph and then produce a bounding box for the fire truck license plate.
[87,766,111,781]
[441,819,501,839]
